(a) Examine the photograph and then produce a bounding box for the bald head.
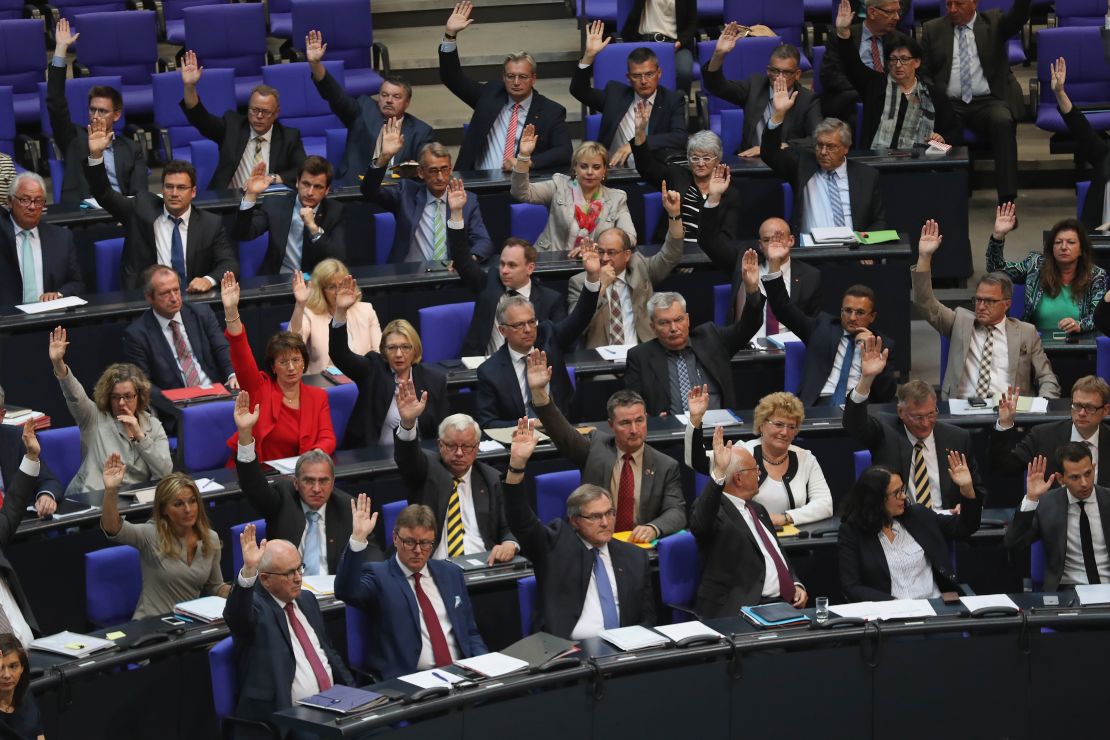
[722,446,759,499]
[758,217,795,256]
[258,539,303,602]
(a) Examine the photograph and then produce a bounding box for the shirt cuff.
[440,40,457,51]
[447,220,464,229]
[239,198,256,210]
[237,570,259,587]
[766,120,781,130]
[994,421,1014,431]
[348,537,368,552]
[88,156,104,166]
[1019,496,1039,512]
[52,56,66,67]
[396,424,418,441]
[711,471,726,486]
[237,441,257,463]
[582,278,600,292]
[849,389,869,404]
[577,62,590,69]
[19,457,40,477]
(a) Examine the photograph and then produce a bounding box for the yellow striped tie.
[446,477,465,556]
[912,441,932,508]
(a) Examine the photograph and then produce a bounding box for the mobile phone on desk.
[967,396,987,408]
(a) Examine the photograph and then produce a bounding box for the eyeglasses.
[12,196,46,209]
[88,105,115,119]
[887,56,915,66]
[627,70,659,81]
[1072,403,1107,414]
[688,155,718,165]
[765,420,799,433]
[759,232,791,245]
[420,166,451,177]
[766,67,798,78]
[247,106,277,118]
[734,467,759,475]
[973,296,1005,306]
[840,307,871,317]
[500,318,538,331]
[873,5,902,15]
[262,563,305,578]
[816,142,844,153]
[503,73,534,82]
[274,357,305,369]
[905,411,938,423]
[598,248,630,259]
[576,509,616,523]
[110,393,138,403]
[439,441,478,454]
[163,183,193,193]
[397,537,436,551]
[385,343,414,353]
[886,487,908,499]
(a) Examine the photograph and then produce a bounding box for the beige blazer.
[509,171,636,252]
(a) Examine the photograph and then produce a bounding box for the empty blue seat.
[37,426,82,489]
[261,61,345,159]
[713,284,731,325]
[325,382,359,448]
[535,469,581,524]
[853,449,872,480]
[0,19,48,123]
[94,237,124,293]
[517,574,537,636]
[185,3,267,105]
[290,0,385,97]
[657,531,701,623]
[178,400,236,471]
[373,212,396,265]
[418,302,475,363]
[381,499,408,553]
[208,636,278,737]
[85,545,141,626]
[229,519,266,578]
[237,235,269,280]
[642,190,662,243]
[68,10,158,115]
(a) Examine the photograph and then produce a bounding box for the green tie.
[19,230,37,303]
[431,199,446,261]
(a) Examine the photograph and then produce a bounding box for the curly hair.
[92,363,152,416]
[152,473,218,559]
[1042,219,1095,302]
[840,465,901,535]
[753,391,805,430]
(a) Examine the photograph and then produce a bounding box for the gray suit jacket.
[1005,486,1110,591]
[509,172,636,252]
[533,399,686,537]
[911,268,1060,400]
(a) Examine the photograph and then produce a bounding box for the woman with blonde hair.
[290,258,382,375]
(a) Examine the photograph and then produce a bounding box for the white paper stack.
[174,595,227,623]
[599,625,670,651]
[1075,584,1110,605]
[302,575,336,598]
[454,652,529,677]
[830,599,937,621]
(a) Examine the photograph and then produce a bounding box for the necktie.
[958,26,974,104]
[430,199,446,261]
[607,283,625,344]
[1078,501,1102,584]
[169,215,187,287]
[592,548,620,629]
[830,335,855,407]
[18,230,37,304]
[502,103,521,163]
[975,325,993,398]
[170,320,202,387]
[744,501,796,603]
[445,477,465,557]
[303,510,322,576]
[283,204,305,273]
[673,351,692,411]
[234,135,266,190]
[412,573,453,666]
[615,453,635,531]
[0,598,11,636]
[283,601,332,691]
[913,440,933,508]
[824,170,846,228]
[869,36,883,72]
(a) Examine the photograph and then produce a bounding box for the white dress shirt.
[11,217,43,300]
[945,14,992,100]
[480,94,533,171]
[571,537,620,640]
[1071,427,1100,477]
[395,555,461,669]
[613,90,657,165]
[956,320,1009,400]
[508,344,533,408]
[878,521,942,599]
[904,429,943,511]
[818,332,863,398]
[638,0,677,36]
[802,158,853,235]
[155,311,214,387]
[1020,490,1110,585]
[723,491,788,598]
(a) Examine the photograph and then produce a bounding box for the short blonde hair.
[381,319,423,363]
[572,141,609,173]
[753,391,804,430]
[307,258,359,315]
[93,363,152,416]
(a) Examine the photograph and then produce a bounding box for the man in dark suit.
[306,29,433,179]
[624,290,763,416]
[233,156,346,275]
[992,375,1110,485]
[48,19,148,206]
[621,0,697,92]
[234,392,384,574]
[85,117,239,292]
[0,392,63,517]
[335,502,486,679]
[0,420,48,647]
[570,22,687,167]
[703,25,821,157]
[919,0,1031,205]
[818,0,904,123]
[180,50,306,191]
[439,2,572,171]
[362,123,493,263]
[1005,444,1110,591]
[0,173,84,305]
[845,335,988,510]
[503,418,655,639]
[393,383,518,562]
[690,426,808,617]
[226,526,354,735]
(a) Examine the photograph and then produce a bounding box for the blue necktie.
[824,171,846,228]
[303,510,322,575]
[169,215,187,286]
[283,203,305,273]
[831,334,855,407]
[958,25,974,104]
[593,548,619,629]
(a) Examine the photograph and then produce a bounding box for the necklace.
[763,450,788,466]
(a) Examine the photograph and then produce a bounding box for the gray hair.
[686,130,723,162]
[566,483,613,518]
[977,271,1014,300]
[647,291,686,320]
[9,171,47,199]
[294,449,335,479]
[257,539,296,573]
[495,294,534,326]
[418,142,452,166]
[606,389,645,420]
[437,413,480,441]
[896,379,936,407]
[504,51,537,74]
[814,117,853,149]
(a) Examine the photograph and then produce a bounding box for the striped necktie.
[431,199,446,260]
[445,477,465,557]
[958,26,974,104]
[975,325,993,398]
[913,440,932,508]
[824,170,846,228]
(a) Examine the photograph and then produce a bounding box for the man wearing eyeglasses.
[570,22,688,168]
[819,0,905,125]
[0,172,84,306]
[180,50,306,191]
[845,335,987,511]
[912,219,1060,401]
[47,19,148,206]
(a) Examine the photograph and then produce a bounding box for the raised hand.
[21,419,40,461]
[86,116,114,159]
[710,424,734,479]
[771,75,797,119]
[102,452,126,491]
[835,0,854,34]
[305,29,327,64]
[661,179,682,216]
[55,18,79,50]
[240,522,266,576]
[48,326,69,367]
[687,383,710,427]
[234,389,260,433]
[334,274,360,312]
[244,160,271,198]
[582,19,611,62]
[1025,455,1054,502]
[633,99,651,145]
[741,248,761,293]
[1050,56,1067,96]
[509,416,537,464]
[526,349,552,391]
[946,450,974,493]
[446,177,468,214]
[997,384,1019,429]
[291,270,309,306]
[992,202,1017,240]
[858,333,888,379]
[396,378,428,428]
[517,123,537,158]
[220,271,240,313]
[180,50,202,87]
[445,1,474,36]
[707,163,731,201]
[581,241,601,280]
[714,21,743,58]
[380,116,404,161]
[350,493,378,543]
[918,219,943,258]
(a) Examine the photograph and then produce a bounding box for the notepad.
[161,384,230,403]
[653,621,724,642]
[31,631,117,658]
[611,531,656,549]
[809,227,857,244]
[740,603,809,628]
[959,594,1019,611]
[173,595,227,623]
[1075,584,1110,605]
[764,331,802,349]
[399,668,463,689]
[302,575,336,597]
[599,625,669,651]
[461,356,487,370]
[454,652,529,678]
[855,229,900,245]
[266,456,300,475]
[16,296,88,314]
[596,344,636,361]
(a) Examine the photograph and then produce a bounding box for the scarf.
[871,77,935,150]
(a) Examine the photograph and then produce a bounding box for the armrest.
[803,22,814,56]
[1046,11,1057,28]
[157,128,173,164]
[14,135,40,173]
[696,90,709,132]
[146,0,166,39]
[157,55,177,72]
[222,717,279,739]
[372,41,391,73]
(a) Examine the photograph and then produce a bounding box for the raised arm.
[47,20,81,155]
[437,2,484,108]
[911,219,957,336]
[569,20,609,111]
[527,350,590,464]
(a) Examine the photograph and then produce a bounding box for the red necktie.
[170,320,202,387]
[765,303,779,335]
[616,453,635,531]
[412,573,453,667]
[502,103,521,163]
[744,501,796,603]
[283,601,332,691]
[870,37,883,72]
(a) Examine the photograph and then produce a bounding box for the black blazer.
[503,480,655,639]
[760,273,896,405]
[569,66,687,155]
[1005,485,1110,592]
[761,122,887,232]
[621,0,697,50]
[47,62,147,205]
[702,69,821,153]
[1062,106,1110,232]
[180,98,306,190]
[439,46,572,171]
[447,225,566,357]
[819,24,895,100]
[842,394,988,509]
[84,159,240,291]
[122,303,234,395]
[312,68,434,179]
[0,426,63,504]
[0,467,40,635]
[0,217,84,305]
[328,322,447,448]
[475,287,599,428]
[838,498,982,602]
[235,455,384,571]
[232,193,346,275]
[689,479,802,618]
[991,419,1110,487]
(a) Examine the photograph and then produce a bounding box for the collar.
[154,310,183,332]
[1067,489,1097,507]
[250,126,274,141]
[268,589,294,610]
[300,499,327,519]
[665,344,692,357]
[636,90,658,107]
[395,553,431,580]
[576,534,609,555]
[163,207,192,225]
[10,216,37,239]
[615,443,644,466]
[507,93,533,112]
[425,190,446,204]
[508,344,533,363]
[823,159,849,179]
[904,428,935,449]
[504,280,533,299]
[861,23,877,42]
[957,13,978,30]
[1072,425,1100,446]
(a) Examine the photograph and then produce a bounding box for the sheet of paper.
[652,621,724,642]
[1016,396,1048,413]
[1075,584,1110,605]
[194,478,225,493]
[454,652,528,677]
[266,456,300,475]
[855,229,900,245]
[831,599,937,621]
[596,344,635,361]
[599,625,670,651]
[302,575,336,597]
[483,427,549,445]
[82,198,102,209]
[809,226,857,244]
[461,356,487,370]
[1,411,45,426]
[959,594,1019,611]
[478,440,504,453]
[399,668,464,689]
[16,296,88,314]
[947,399,996,416]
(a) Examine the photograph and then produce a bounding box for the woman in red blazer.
[220,272,335,462]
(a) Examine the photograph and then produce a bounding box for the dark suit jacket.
[0,467,42,634]
[761,122,887,232]
[447,225,565,357]
[475,287,599,428]
[328,322,447,448]
[503,480,655,639]
[1061,106,1110,232]
[622,0,697,50]
[47,62,147,205]
[0,217,84,304]
[180,98,306,190]
[392,432,513,552]
[838,498,982,601]
[439,46,572,171]
[84,159,239,291]
[919,0,1032,118]
[0,427,62,503]
[361,164,493,262]
[235,454,384,571]
[991,420,1110,487]
[701,69,821,153]
[569,67,687,154]
[1005,485,1110,591]
[122,303,235,395]
[223,579,353,724]
[689,480,801,618]
[843,394,988,509]
[760,273,896,405]
[819,24,894,100]
[233,193,346,275]
[312,68,434,179]
[335,547,486,679]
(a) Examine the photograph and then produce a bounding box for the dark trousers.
[950,95,1018,204]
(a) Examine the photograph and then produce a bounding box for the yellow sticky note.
[106,631,126,641]
[776,524,800,538]
[64,643,85,650]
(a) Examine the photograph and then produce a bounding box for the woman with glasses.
[101,454,228,619]
[220,272,336,462]
[838,461,980,602]
[328,277,447,447]
[47,326,172,496]
[289,259,382,375]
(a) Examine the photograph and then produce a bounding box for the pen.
[431,671,452,683]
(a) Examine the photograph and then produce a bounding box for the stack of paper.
[482,427,549,445]
[598,625,669,651]
[1,407,49,429]
[652,621,724,642]
[596,344,635,361]
[31,631,117,658]
[809,227,858,245]
[830,599,937,621]
[302,575,336,597]
[454,651,529,677]
[1075,584,1110,605]
[399,669,463,689]
[461,356,487,370]
[266,457,300,475]
[959,594,1019,611]
[174,595,227,623]
[16,296,88,314]
[162,384,231,403]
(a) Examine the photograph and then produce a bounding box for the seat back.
[261,61,344,137]
[0,86,12,155]
[53,0,128,18]
[640,190,663,243]
[237,235,269,280]
[693,471,711,497]
[712,284,731,325]
[418,302,475,363]
[291,0,374,73]
[1097,336,1110,383]
[185,3,267,78]
[657,531,701,623]
[853,449,872,480]
[783,341,806,394]
[0,20,46,97]
[1009,283,1025,319]
[578,0,634,26]
[517,574,538,636]
[381,499,408,553]
[535,469,581,524]
[592,42,677,90]
[373,212,396,265]
[510,203,548,245]
[85,545,142,626]
[70,11,158,85]
[152,68,236,161]
[724,0,804,47]
[94,237,124,293]
[1053,0,1107,26]
[179,400,236,471]
[229,519,266,577]
[584,112,600,142]
[718,108,745,158]
[1036,28,1110,109]
[325,382,359,447]
[696,36,782,116]
[37,426,82,489]
[1077,180,1091,219]
[208,636,238,720]
[345,604,374,676]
